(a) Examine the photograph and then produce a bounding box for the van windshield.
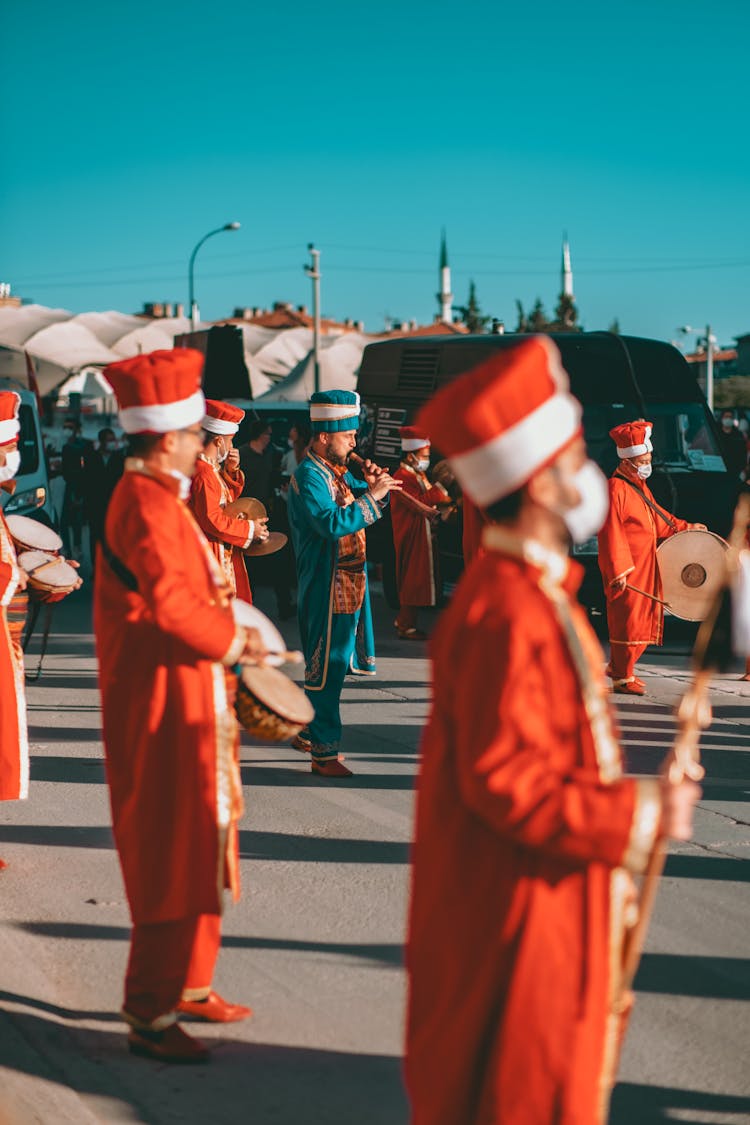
[18,405,40,475]
[583,402,725,475]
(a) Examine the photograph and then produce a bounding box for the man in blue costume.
[287,390,402,777]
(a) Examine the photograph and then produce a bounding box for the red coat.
[391,464,448,606]
[0,510,28,801]
[189,457,253,603]
[95,463,246,924]
[597,472,688,647]
[462,496,487,564]
[406,530,661,1125]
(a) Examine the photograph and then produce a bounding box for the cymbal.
[656,529,728,621]
[244,531,288,557]
[225,497,267,521]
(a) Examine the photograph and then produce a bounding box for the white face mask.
[415,457,430,472]
[217,444,229,464]
[560,461,609,543]
[635,463,652,480]
[0,450,21,482]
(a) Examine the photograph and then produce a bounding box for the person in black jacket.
[84,428,125,568]
[60,418,90,560]
[718,411,748,481]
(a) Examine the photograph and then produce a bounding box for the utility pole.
[305,244,321,394]
[705,323,714,413]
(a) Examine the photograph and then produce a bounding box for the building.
[218,302,363,335]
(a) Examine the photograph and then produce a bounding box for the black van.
[356,332,737,615]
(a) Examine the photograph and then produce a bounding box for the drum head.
[657,530,728,621]
[233,600,286,666]
[225,497,267,521]
[6,515,62,553]
[240,665,314,725]
[244,532,287,558]
[18,550,78,590]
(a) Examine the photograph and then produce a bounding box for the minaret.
[561,232,574,298]
[437,229,453,324]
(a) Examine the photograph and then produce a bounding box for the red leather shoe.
[311,757,353,778]
[613,680,646,696]
[177,991,253,1023]
[128,1022,209,1063]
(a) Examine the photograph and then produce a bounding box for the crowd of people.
[3,336,749,1122]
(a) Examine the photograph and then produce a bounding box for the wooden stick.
[241,649,303,667]
[626,583,671,608]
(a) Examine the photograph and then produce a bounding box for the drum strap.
[614,474,678,530]
[101,536,139,593]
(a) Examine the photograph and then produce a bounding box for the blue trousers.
[306,612,356,754]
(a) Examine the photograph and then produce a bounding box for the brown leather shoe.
[311,757,353,778]
[291,730,312,752]
[177,991,252,1023]
[128,1022,209,1064]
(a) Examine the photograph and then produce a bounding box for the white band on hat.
[202,416,239,436]
[118,390,206,434]
[448,392,582,507]
[616,424,652,458]
[401,438,429,452]
[309,396,360,421]
[0,419,20,445]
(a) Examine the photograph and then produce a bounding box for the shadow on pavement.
[15,922,403,967]
[634,953,750,1000]
[610,1081,750,1124]
[0,1006,408,1125]
[663,854,750,882]
[240,764,415,791]
[30,757,106,784]
[239,829,409,864]
[0,824,114,849]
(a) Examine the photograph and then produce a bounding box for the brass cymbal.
[225,497,267,521]
[244,531,288,557]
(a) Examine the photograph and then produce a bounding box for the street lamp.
[679,324,716,412]
[188,222,240,331]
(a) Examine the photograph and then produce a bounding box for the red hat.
[103,349,205,434]
[202,399,245,436]
[399,425,430,452]
[0,391,20,447]
[415,337,581,507]
[609,419,653,459]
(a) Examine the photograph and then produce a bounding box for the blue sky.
[1,0,748,346]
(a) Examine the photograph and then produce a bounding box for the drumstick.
[242,649,304,666]
[626,583,671,608]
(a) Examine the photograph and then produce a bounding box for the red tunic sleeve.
[451,609,646,869]
[190,461,254,549]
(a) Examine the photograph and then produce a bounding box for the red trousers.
[609,641,647,682]
[123,913,221,1028]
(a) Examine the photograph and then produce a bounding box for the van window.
[583,402,726,476]
[18,405,40,475]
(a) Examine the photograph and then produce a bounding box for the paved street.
[1,582,749,1125]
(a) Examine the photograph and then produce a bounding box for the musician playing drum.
[391,425,450,640]
[405,340,700,1125]
[189,399,269,603]
[0,391,29,866]
[598,420,705,696]
[96,350,265,1064]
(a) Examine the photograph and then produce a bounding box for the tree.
[528,297,550,332]
[608,317,621,335]
[714,376,750,409]
[457,280,490,333]
[514,300,529,333]
[550,291,580,332]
